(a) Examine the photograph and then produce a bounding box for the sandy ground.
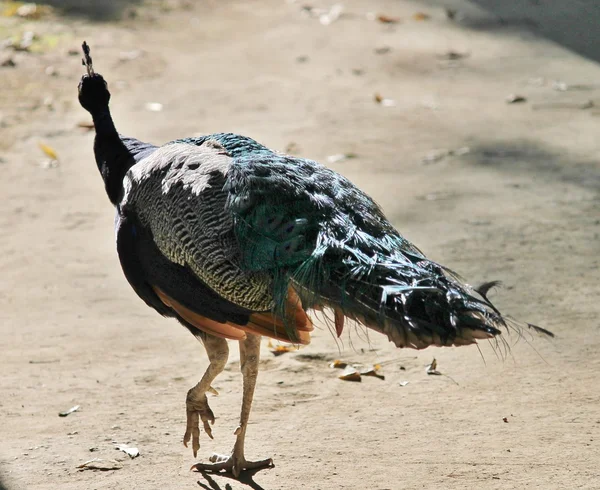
[1,1,600,489]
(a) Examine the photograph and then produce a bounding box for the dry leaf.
[413,12,431,21]
[77,458,123,471]
[377,14,400,24]
[413,12,430,21]
[38,142,58,160]
[381,99,396,107]
[114,443,140,459]
[506,94,527,104]
[270,345,297,356]
[329,359,348,369]
[338,366,361,382]
[374,92,396,106]
[359,364,385,380]
[58,405,79,417]
[332,362,384,381]
[426,358,441,375]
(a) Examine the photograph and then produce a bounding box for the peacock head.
[78,41,111,115]
[78,73,111,115]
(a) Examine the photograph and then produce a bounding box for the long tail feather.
[285,224,551,350]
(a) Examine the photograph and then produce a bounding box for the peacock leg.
[191,333,273,477]
[184,333,229,458]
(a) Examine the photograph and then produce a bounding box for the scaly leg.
[184,334,229,458]
[191,334,273,477]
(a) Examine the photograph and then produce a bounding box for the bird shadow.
[196,467,271,490]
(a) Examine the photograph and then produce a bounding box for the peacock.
[77,42,552,477]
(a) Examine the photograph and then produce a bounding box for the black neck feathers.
[79,73,155,205]
[93,121,136,205]
[91,110,117,136]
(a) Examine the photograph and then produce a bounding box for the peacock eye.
[286,225,294,233]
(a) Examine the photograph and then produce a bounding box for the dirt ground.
[1,1,600,489]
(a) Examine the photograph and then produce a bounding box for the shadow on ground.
[422,0,600,64]
[196,469,269,490]
[42,0,141,20]
[0,474,10,490]
[465,140,600,192]
[45,0,600,61]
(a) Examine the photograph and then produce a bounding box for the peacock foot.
[190,452,274,478]
[183,390,217,458]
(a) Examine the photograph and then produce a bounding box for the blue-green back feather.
[173,133,521,347]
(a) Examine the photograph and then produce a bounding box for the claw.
[184,395,216,457]
[192,429,200,458]
[203,419,213,439]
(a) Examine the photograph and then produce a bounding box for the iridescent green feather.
[180,134,536,348]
